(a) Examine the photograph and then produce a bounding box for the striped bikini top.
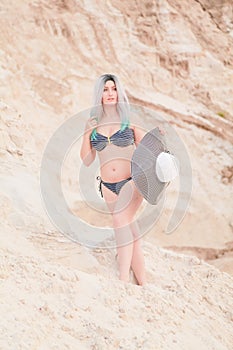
[90,127,135,152]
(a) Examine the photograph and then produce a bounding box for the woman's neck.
[102,105,119,121]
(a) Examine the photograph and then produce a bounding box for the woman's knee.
[112,211,132,228]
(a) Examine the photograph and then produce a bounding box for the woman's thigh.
[112,180,143,227]
[101,179,143,224]
[102,180,143,246]
[101,185,118,214]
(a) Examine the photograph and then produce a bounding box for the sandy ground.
[1,0,233,348]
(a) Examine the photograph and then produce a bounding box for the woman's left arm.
[133,125,166,147]
[133,125,147,147]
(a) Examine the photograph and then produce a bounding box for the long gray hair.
[90,74,130,136]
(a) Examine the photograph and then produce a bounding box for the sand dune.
[1,0,233,348]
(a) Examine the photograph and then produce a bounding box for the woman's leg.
[101,184,133,282]
[130,220,147,285]
[111,181,144,283]
[101,180,146,284]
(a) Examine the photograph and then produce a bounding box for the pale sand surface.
[1,0,233,349]
[1,226,233,350]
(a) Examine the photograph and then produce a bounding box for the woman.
[80,74,147,285]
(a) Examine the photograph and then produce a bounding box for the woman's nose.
[108,89,113,95]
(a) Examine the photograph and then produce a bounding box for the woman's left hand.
[158,126,166,135]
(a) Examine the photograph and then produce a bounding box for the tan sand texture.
[0,0,233,349]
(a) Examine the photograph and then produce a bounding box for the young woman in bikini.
[80,74,147,285]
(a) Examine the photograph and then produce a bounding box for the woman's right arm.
[80,117,97,166]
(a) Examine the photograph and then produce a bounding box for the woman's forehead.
[104,80,116,87]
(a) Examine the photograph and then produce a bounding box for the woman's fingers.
[158,126,166,135]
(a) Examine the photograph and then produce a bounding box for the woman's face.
[102,80,118,105]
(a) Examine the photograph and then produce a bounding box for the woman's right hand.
[85,116,98,133]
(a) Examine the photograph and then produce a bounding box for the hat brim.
[131,127,167,205]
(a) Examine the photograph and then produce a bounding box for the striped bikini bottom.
[97,176,132,197]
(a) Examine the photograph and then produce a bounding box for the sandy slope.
[1,226,233,350]
[1,0,233,349]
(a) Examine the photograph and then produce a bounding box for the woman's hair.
[90,74,130,140]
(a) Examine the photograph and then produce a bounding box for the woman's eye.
[103,86,116,92]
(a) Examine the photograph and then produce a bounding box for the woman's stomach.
[98,145,134,182]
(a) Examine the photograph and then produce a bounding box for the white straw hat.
[156,151,179,182]
[131,127,179,204]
